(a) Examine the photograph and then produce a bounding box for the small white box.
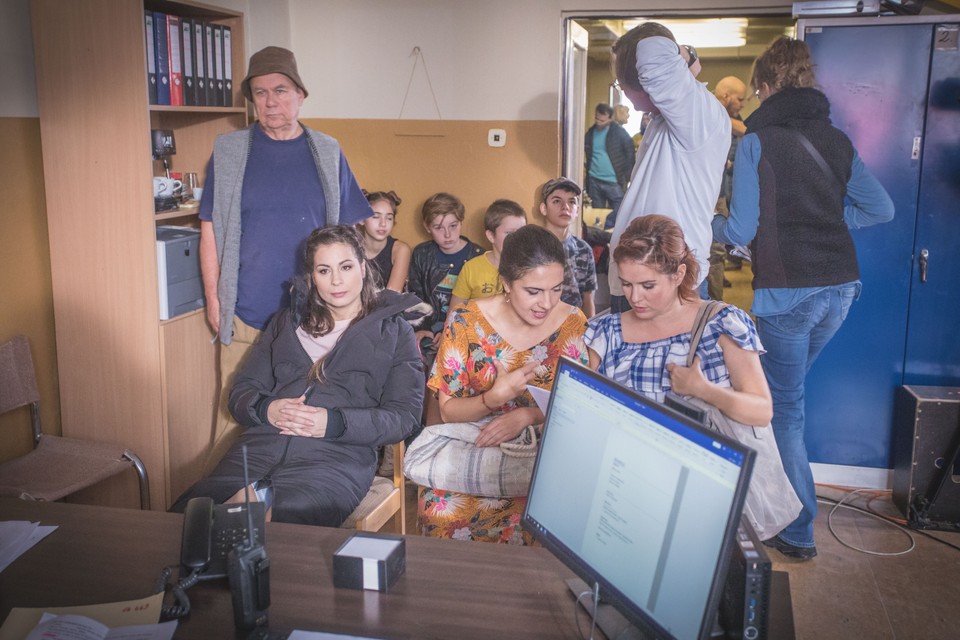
[332,532,406,592]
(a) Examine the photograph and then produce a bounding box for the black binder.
[222,25,233,107]
[213,25,224,107]
[153,11,170,105]
[192,18,206,106]
[204,22,217,107]
[144,11,158,104]
[181,18,196,106]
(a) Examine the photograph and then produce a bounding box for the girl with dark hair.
[405,224,588,544]
[586,215,772,425]
[712,37,893,559]
[172,225,425,527]
[359,190,412,292]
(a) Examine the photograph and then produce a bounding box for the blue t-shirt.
[200,126,372,329]
[589,126,617,183]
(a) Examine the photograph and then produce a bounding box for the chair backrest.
[0,335,40,414]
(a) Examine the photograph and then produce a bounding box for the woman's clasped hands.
[269,395,329,438]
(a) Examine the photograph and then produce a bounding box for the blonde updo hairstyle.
[613,215,699,303]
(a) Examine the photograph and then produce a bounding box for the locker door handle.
[919,249,929,283]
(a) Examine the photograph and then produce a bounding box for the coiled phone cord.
[155,565,203,620]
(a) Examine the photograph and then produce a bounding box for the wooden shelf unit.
[30,0,248,509]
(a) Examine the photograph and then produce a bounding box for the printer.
[156,225,205,320]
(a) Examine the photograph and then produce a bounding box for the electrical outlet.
[488,129,506,147]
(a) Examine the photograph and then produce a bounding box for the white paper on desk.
[0,593,164,640]
[289,631,381,640]
[0,521,57,573]
[27,614,176,640]
[526,384,551,415]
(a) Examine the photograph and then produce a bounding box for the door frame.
[558,7,795,183]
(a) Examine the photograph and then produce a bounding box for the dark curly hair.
[300,225,379,336]
[751,36,817,95]
[296,225,381,381]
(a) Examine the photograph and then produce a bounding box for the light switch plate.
[488,128,506,147]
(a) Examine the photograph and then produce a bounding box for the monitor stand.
[566,578,649,640]
[568,573,795,640]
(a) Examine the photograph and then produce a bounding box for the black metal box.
[892,386,960,528]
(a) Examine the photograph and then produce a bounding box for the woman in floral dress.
[409,224,588,543]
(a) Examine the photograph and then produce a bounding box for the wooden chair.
[340,441,405,534]
[0,335,150,509]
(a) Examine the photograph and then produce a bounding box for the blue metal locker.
[800,18,960,470]
[905,25,960,387]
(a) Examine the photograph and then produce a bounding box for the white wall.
[0,0,797,120]
[288,0,794,121]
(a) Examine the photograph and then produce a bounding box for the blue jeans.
[756,282,860,547]
[585,176,624,228]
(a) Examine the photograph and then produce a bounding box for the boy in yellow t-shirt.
[448,199,527,315]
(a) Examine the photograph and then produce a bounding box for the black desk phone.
[179,495,271,629]
[180,496,266,580]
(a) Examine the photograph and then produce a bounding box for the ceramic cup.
[153,176,182,198]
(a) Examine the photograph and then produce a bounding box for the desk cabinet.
[30,0,246,508]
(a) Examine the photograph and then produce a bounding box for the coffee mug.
[192,186,204,202]
[153,176,182,198]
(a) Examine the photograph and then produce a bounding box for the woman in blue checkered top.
[585,215,772,426]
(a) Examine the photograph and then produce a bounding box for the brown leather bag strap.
[687,300,726,367]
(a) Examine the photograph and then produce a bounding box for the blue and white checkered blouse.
[584,305,764,402]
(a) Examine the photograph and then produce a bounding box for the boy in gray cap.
[198,46,372,469]
[540,177,597,317]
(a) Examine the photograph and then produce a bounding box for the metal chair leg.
[123,450,151,510]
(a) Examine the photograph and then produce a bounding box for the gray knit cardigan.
[211,123,341,344]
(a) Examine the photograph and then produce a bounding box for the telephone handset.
[164,445,270,628]
[180,497,215,573]
[180,496,266,581]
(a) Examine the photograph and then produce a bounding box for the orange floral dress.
[419,300,588,544]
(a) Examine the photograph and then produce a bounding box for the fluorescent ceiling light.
[622,18,748,48]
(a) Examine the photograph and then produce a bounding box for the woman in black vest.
[712,37,894,560]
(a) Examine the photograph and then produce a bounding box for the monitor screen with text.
[523,359,754,640]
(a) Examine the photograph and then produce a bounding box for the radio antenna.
[241,445,255,548]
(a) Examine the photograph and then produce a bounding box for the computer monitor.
[523,358,756,640]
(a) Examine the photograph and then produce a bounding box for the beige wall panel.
[303,118,560,250]
[0,117,59,462]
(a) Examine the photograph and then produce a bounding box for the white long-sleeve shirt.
[608,36,731,294]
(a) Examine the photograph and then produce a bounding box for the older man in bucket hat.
[198,46,373,470]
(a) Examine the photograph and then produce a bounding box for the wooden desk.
[0,499,584,639]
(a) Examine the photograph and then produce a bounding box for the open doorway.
[562,14,796,176]
[562,12,795,311]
